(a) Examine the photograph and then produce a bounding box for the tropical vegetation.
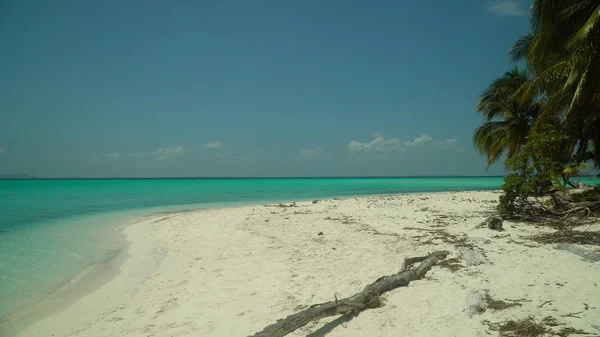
[473,0,600,219]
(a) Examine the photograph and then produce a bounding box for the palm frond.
[510,34,534,62]
[567,3,600,49]
[556,1,594,22]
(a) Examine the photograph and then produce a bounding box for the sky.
[0,0,532,178]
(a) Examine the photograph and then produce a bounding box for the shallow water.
[0,177,504,321]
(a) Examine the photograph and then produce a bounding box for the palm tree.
[510,0,600,164]
[473,68,540,168]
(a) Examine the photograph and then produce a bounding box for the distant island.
[0,174,37,180]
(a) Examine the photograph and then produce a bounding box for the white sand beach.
[15,191,600,337]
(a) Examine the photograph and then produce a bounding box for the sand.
[14,191,600,336]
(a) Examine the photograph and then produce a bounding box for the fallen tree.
[249,250,450,337]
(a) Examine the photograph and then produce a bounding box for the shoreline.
[4,190,487,336]
[4,190,497,336]
[1,224,130,337]
[0,200,265,333]
[10,190,600,336]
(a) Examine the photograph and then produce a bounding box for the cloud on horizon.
[204,141,224,149]
[81,137,466,168]
[152,146,184,160]
[348,136,404,153]
[348,134,460,156]
[203,142,240,160]
[487,0,526,17]
[86,151,147,161]
[405,134,433,147]
[87,146,185,161]
[294,146,326,160]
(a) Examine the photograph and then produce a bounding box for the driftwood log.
[249,250,450,337]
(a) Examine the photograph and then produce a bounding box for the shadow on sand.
[306,313,355,337]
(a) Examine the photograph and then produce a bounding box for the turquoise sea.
[0,177,503,324]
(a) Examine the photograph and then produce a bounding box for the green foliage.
[497,130,569,218]
[498,157,551,219]
[511,0,600,165]
[498,172,533,219]
[473,68,539,168]
[475,1,600,218]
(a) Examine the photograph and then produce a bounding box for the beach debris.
[436,257,464,271]
[533,229,600,246]
[466,290,488,317]
[484,317,548,337]
[317,232,323,236]
[484,316,590,337]
[457,247,488,266]
[420,207,429,211]
[465,291,520,317]
[484,293,523,311]
[248,251,450,337]
[554,243,600,262]
[405,227,472,247]
[264,202,298,208]
[480,216,503,231]
[312,199,319,204]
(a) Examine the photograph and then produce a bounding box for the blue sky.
[0,0,531,178]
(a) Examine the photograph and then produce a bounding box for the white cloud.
[295,146,326,160]
[348,134,459,156]
[203,143,239,160]
[487,1,525,17]
[87,152,147,161]
[204,141,224,149]
[87,146,184,161]
[153,146,184,160]
[348,137,405,153]
[405,134,433,147]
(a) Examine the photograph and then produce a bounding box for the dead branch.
[249,250,450,337]
[529,199,600,220]
[545,206,593,218]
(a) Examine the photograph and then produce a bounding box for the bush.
[498,169,551,219]
[497,131,565,219]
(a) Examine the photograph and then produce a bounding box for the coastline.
[1,224,130,337]
[11,190,600,336]
[3,189,494,330]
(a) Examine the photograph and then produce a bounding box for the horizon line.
[0,175,505,180]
